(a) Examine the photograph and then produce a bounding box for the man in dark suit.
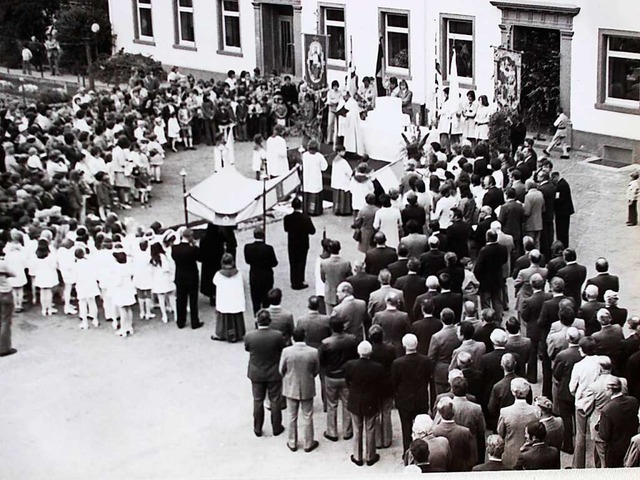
[428,308,462,395]
[505,316,531,377]
[551,327,582,454]
[432,273,463,322]
[521,274,552,383]
[482,175,505,213]
[320,240,352,314]
[412,275,440,321]
[592,309,624,371]
[487,353,531,430]
[498,188,525,256]
[411,298,443,356]
[605,291,628,327]
[283,197,316,289]
[473,434,510,471]
[514,421,561,470]
[446,208,472,260]
[627,346,640,402]
[577,284,606,336]
[473,308,503,353]
[620,316,640,374]
[598,377,640,467]
[266,288,295,346]
[171,228,204,329]
[537,277,571,398]
[319,317,358,442]
[344,341,386,466]
[474,229,508,319]
[395,258,428,322]
[364,232,397,276]
[556,248,587,310]
[537,171,556,259]
[433,397,477,471]
[244,226,278,314]
[584,257,619,302]
[333,282,371,343]
[392,333,433,453]
[445,377,487,463]
[458,352,484,400]
[373,293,411,358]
[279,327,320,452]
[420,236,446,278]
[387,243,409,286]
[409,439,446,472]
[401,193,426,233]
[297,296,331,349]
[552,171,574,249]
[346,260,379,305]
[368,325,396,449]
[244,310,287,437]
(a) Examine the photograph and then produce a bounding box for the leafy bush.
[92,52,166,85]
[35,87,72,104]
[488,108,513,154]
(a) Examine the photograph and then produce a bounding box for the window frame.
[319,4,347,69]
[132,0,155,44]
[596,29,640,115]
[379,8,411,77]
[175,0,196,48]
[440,13,476,88]
[218,0,242,54]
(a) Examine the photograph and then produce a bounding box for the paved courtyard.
[1,137,639,478]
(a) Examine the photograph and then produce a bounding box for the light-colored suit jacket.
[320,255,352,305]
[279,342,320,400]
[523,188,545,231]
[333,296,369,342]
[428,325,462,384]
[367,285,404,317]
[450,339,486,370]
[497,400,538,469]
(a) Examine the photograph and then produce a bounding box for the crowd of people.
[1,58,639,473]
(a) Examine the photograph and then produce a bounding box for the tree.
[92,52,166,86]
[0,0,60,67]
[55,2,112,74]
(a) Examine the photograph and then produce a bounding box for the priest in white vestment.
[336,91,364,155]
[266,124,289,177]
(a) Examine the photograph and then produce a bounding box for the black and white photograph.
[0,0,639,477]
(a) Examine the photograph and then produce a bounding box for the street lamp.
[180,168,189,227]
[85,22,100,90]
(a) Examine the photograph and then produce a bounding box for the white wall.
[109,0,257,75]
[571,0,640,141]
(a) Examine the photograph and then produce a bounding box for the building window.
[219,0,241,52]
[176,0,195,45]
[606,35,640,106]
[321,6,346,65]
[136,0,154,40]
[443,16,474,84]
[381,11,410,74]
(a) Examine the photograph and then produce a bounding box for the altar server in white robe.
[266,124,289,177]
[438,87,462,153]
[301,139,328,216]
[336,91,364,155]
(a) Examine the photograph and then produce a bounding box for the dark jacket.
[411,316,443,355]
[474,242,508,293]
[432,291,463,322]
[499,199,525,244]
[387,258,409,286]
[585,273,620,302]
[364,246,398,276]
[514,443,560,470]
[600,396,640,467]
[283,210,316,250]
[395,273,428,322]
[392,352,433,412]
[346,272,380,304]
[473,460,511,471]
[318,332,358,378]
[557,262,587,309]
[373,309,411,357]
[296,311,331,349]
[244,327,286,382]
[521,291,553,342]
[554,177,574,217]
[552,345,582,402]
[171,242,201,287]
[538,180,556,223]
[483,186,505,213]
[420,249,446,278]
[370,342,396,398]
[344,357,386,416]
[244,241,278,283]
[446,220,473,259]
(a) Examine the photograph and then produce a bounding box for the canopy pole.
[262,176,267,241]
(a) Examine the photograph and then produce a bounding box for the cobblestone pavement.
[1,137,639,477]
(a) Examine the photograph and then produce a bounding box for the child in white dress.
[167,111,181,152]
[150,241,176,323]
[5,234,27,312]
[32,239,58,316]
[96,238,118,328]
[57,239,78,315]
[133,238,154,321]
[74,247,101,329]
[111,244,136,337]
[252,134,267,180]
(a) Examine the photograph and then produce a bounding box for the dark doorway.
[513,26,560,135]
[261,4,295,75]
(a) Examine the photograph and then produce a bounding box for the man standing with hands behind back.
[284,197,316,290]
[244,226,278,314]
[171,228,204,330]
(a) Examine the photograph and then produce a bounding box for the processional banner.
[493,47,522,110]
[303,34,328,90]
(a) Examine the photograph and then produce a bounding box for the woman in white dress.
[96,237,118,327]
[211,253,246,343]
[132,238,154,321]
[111,244,136,337]
[462,90,478,144]
[373,194,402,249]
[150,241,176,323]
[5,231,27,312]
[32,239,58,317]
[74,247,101,329]
[475,95,492,142]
